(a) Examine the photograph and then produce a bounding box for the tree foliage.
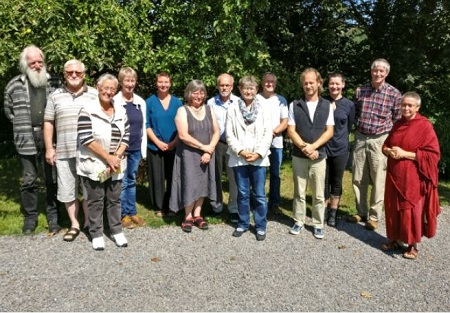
[1,0,449,173]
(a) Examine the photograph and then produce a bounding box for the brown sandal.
[63,227,80,242]
[381,241,403,251]
[403,245,419,260]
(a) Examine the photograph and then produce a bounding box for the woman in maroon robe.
[381,92,440,260]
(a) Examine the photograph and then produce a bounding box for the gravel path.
[0,208,449,312]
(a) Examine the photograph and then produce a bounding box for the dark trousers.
[82,177,122,239]
[325,152,349,200]
[147,149,175,212]
[19,130,58,224]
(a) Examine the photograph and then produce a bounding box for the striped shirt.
[354,82,402,135]
[4,74,56,155]
[44,85,98,159]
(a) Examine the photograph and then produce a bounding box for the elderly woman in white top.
[226,75,272,241]
[77,74,130,251]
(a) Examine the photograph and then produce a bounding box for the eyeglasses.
[65,71,83,77]
[100,86,117,92]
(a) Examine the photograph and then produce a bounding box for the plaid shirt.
[354,82,402,135]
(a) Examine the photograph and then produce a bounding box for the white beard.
[27,67,48,88]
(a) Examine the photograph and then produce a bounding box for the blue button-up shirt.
[206,93,240,142]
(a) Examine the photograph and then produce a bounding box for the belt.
[356,130,388,137]
[32,126,43,131]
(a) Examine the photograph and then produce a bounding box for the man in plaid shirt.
[348,58,402,230]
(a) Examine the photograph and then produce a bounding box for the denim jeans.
[268,147,283,207]
[121,149,141,217]
[233,165,268,232]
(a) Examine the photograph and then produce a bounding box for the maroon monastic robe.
[383,113,440,244]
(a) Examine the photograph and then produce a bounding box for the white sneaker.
[92,236,105,251]
[112,232,128,247]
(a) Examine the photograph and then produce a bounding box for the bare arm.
[43,121,56,165]
[175,107,215,155]
[273,118,288,137]
[302,125,334,155]
[287,125,307,149]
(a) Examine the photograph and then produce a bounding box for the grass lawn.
[0,157,449,236]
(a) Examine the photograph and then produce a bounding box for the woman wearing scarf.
[226,75,273,241]
[382,92,440,259]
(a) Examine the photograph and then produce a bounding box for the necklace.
[190,105,203,112]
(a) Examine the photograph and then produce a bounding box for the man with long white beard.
[4,45,59,235]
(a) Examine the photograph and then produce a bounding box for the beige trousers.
[292,156,326,229]
[352,131,388,221]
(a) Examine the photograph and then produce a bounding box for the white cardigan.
[225,101,272,167]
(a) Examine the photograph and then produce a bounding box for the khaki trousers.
[352,131,388,221]
[292,156,326,228]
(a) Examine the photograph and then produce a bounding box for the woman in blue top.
[324,73,355,227]
[146,71,183,216]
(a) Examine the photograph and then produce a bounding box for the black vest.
[292,97,330,159]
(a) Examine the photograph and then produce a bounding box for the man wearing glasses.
[4,45,60,235]
[43,59,98,241]
[206,73,240,223]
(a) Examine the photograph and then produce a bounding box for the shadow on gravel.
[336,216,388,251]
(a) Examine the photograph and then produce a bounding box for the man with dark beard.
[4,45,59,235]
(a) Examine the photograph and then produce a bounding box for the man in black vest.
[287,68,334,239]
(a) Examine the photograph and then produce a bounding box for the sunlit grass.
[0,157,448,235]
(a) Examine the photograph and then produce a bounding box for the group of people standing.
[4,45,441,258]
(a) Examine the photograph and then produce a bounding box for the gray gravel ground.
[0,208,449,312]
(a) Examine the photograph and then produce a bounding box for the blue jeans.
[121,149,141,217]
[233,165,267,232]
[268,147,283,207]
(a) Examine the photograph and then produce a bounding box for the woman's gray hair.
[97,73,118,88]
[402,91,421,107]
[184,79,207,102]
[239,75,259,88]
[19,45,45,74]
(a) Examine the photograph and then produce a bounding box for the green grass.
[0,157,448,236]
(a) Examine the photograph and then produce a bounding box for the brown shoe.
[347,214,367,223]
[121,216,135,229]
[365,219,378,230]
[130,215,146,227]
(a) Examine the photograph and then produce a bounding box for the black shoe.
[81,226,91,240]
[22,220,37,235]
[48,220,61,235]
[229,213,239,224]
[256,230,266,241]
[209,211,222,218]
[327,209,337,227]
[232,227,246,237]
